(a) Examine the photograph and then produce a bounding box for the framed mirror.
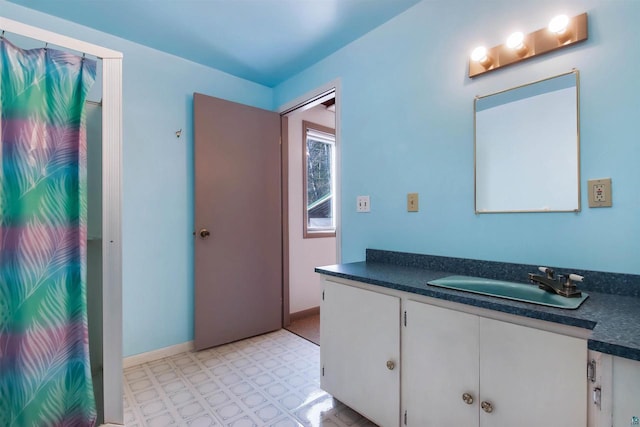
[474,70,580,213]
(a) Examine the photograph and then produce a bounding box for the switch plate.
[588,178,612,208]
[357,195,370,213]
[407,193,419,212]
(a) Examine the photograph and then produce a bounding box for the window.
[303,121,336,238]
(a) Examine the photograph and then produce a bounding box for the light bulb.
[549,14,570,34]
[471,46,488,62]
[506,32,525,50]
[470,46,493,70]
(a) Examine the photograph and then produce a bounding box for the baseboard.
[123,341,194,369]
[290,306,320,322]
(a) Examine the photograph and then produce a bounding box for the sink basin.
[427,275,588,309]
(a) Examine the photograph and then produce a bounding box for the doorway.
[282,89,339,345]
[192,86,339,350]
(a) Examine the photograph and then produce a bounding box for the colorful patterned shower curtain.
[0,37,97,426]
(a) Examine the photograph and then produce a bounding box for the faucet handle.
[563,274,584,291]
[568,274,584,283]
[538,266,555,277]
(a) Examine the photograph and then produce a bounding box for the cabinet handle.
[386,360,395,370]
[462,393,474,405]
[481,401,494,413]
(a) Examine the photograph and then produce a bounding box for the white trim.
[0,16,122,59]
[306,128,335,144]
[1,14,124,425]
[101,57,123,425]
[277,79,339,115]
[279,79,342,263]
[334,81,342,264]
[123,341,195,369]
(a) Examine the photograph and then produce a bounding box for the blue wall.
[1,1,273,356]
[275,0,640,275]
[3,0,639,357]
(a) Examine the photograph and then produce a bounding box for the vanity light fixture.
[469,12,588,78]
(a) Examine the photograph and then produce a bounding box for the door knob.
[481,401,494,413]
[462,393,474,405]
[386,360,395,370]
[199,228,210,239]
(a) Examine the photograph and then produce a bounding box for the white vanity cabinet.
[404,300,587,427]
[320,276,590,427]
[320,279,401,427]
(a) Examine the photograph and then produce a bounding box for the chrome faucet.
[528,267,584,298]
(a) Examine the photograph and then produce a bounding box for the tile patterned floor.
[123,329,378,427]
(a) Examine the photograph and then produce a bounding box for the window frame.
[302,120,336,239]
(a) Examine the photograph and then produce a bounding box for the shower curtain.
[0,37,97,426]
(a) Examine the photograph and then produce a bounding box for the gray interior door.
[194,93,282,351]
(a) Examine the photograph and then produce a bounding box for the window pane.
[307,137,334,230]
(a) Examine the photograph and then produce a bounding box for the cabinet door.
[404,300,480,426]
[321,280,400,427]
[479,318,587,427]
[613,356,640,426]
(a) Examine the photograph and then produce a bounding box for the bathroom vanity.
[317,250,640,427]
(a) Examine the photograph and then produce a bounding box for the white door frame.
[278,80,341,324]
[0,16,124,425]
[278,79,342,264]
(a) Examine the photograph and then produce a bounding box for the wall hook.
[175,129,182,138]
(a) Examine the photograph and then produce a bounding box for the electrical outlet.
[588,178,612,208]
[407,193,419,212]
[594,184,606,202]
[356,195,370,213]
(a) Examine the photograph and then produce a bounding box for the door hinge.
[322,291,325,301]
[404,310,407,327]
[593,386,602,409]
[404,409,407,425]
[322,366,324,377]
[587,359,596,382]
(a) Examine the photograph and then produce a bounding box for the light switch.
[407,193,419,212]
[588,178,612,208]
[357,195,370,213]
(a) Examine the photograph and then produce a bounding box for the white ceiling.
[7,0,422,87]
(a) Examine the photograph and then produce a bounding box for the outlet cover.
[407,193,419,212]
[357,195,371,213]
[588,178,612,208]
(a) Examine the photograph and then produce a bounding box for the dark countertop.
[316,261,640,362]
